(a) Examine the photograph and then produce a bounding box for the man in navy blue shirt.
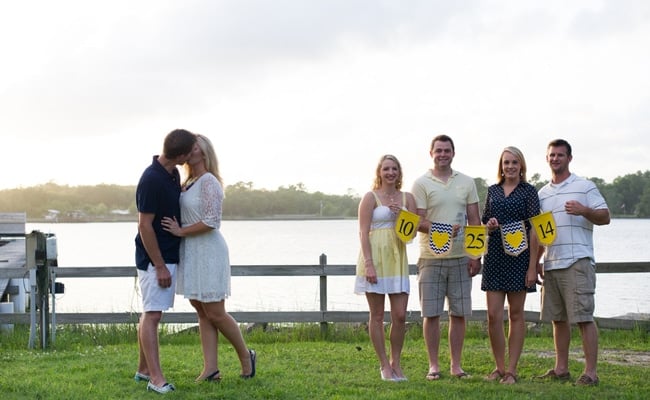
[134,129,196,394]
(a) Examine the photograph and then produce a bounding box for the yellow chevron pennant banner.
[530,211,556,246]
[500,220,528,256]
[464,225,488,259]
[429,222,453,256]
[395,209,420,243]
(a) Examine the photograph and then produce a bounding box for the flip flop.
[426,371,441,381]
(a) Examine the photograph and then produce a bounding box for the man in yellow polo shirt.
[412,134,481,381]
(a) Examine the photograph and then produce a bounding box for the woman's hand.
[365,264,378,284]
[486,217,499,232]
[161,216,183,237]
[388,201,401,216]
[526,267,538,288]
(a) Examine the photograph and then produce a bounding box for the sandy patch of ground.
[534,349,650,367]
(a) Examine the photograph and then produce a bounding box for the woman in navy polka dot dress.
[481,146,540,385]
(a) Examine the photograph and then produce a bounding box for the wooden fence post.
[319,253,328,337]
[34,231,50,349]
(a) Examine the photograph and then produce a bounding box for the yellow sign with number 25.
[464,225,488,259]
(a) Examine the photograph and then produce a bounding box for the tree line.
[1,170,649,221]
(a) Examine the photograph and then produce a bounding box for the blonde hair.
[372,154,403,190]
[497,146,527,184]
[183,134,223,186]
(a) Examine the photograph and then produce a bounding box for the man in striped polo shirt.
[536,139,610,387]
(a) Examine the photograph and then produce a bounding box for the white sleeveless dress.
[177,173,231,302]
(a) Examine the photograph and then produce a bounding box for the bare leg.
[449,315,466,376]
[486,291,506,377]
[423,316,441,376]
[137,318,149,376]
[190,299,220,381]
[138,311,167,387]
[366,293,392,379]
[200,301,253,376]
[552,320,571,375]
[504,291,527,382]
[388,293,408,379]
[578,321,599,379]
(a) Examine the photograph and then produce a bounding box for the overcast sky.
[2,0,648,196]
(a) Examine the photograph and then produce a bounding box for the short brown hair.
[547,139,572,157]
[430,134,455,152]
[163,129,196,158]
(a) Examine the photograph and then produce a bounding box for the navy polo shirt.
[134,156,182,270]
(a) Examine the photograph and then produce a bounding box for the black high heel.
[204,370,221,382]
[240,349,256,379]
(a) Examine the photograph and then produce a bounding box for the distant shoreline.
[24,215,646,223]
[26,215,355,223]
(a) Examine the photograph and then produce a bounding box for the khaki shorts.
[541,258,595,323]
[417,257,472,318]
[137,263,177,312]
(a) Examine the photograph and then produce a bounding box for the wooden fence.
[2,260,649,329]
[1,232,649,348]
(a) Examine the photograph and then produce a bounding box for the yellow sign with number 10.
[395,209,420,243]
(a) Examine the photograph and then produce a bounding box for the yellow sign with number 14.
[531,211,557,246]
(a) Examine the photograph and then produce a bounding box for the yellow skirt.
[354,227,410,294]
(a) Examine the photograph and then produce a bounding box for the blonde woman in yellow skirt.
[355,154,416,382]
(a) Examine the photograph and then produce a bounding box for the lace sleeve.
[200,174,223,229]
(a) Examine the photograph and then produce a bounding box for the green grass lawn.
[0,321,648,399]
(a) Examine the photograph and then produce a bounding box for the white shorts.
[137,263,177,312]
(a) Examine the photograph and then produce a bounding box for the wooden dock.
[0,239,26,299]
[0,213,28,304]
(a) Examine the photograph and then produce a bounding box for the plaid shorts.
[417,257,472,318]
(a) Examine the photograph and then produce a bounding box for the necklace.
[185,172,207,190]
[381,190,398,203]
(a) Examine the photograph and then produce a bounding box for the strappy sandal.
[484,369,504,382]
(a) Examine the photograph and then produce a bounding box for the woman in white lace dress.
[162,134,255,381]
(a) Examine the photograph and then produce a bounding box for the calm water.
[25,219,650,318]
